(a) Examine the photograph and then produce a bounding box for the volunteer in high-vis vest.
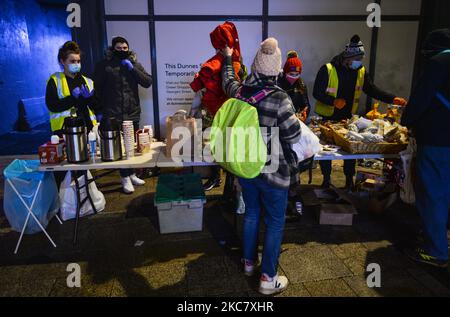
[45,41,98,136]
[313,34,407,190]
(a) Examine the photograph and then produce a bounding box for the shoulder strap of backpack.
[235,87,278,105]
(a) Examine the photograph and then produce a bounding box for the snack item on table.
[347,131,365,141]
[360,132,384,143]
[361,126,379,134]
[348,123,358,132]
[355,117,373,130]
[366,103,383,120]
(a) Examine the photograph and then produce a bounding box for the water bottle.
[88,131,97,163]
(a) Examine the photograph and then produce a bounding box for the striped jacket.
[222,56,301,189]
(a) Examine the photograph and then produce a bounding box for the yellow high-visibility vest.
[315,63,365,117]
[47,72,97,132]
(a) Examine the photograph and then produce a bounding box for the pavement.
[0,157,449,297]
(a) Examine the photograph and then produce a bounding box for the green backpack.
[210,88,275,179]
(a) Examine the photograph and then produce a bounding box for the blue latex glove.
[72,87,81,99]
[80,85,94,98]
[121,59,134,71]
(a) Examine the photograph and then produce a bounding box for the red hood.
[210,21,241,61]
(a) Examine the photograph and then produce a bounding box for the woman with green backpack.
[220,38,301,295]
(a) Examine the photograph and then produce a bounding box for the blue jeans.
[239,176,288,278]
[415,145,450,261]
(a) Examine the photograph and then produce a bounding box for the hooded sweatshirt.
[401,29,450,147]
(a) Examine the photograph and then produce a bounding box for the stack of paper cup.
[138,132,151,154]
[122,121,135,158]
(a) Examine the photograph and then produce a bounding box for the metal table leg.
[72,170,99,245]
[73,171,82,245]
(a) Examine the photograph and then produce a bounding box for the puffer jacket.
[94,48,152,122]
[190,54,241,116]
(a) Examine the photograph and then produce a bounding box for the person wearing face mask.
[279,50,310,122]
[94,36,152,194]
[45,41,98,136]
[313,34,407,190]
[402,29,450,268]
[279,51,311,213]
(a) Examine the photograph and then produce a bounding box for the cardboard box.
[311,186,359,226]
[38,142,65,165]
[319,203,357,226]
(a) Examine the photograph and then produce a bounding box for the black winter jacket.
[313,54,395,121]
[401,29,450,147]
[94,49,152,123]
[278,75,311,116]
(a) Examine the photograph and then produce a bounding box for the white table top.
[156,145,217,167]
[38,142,164,172]
[38,142,400,172]
[314,150,399,161]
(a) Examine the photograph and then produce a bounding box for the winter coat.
[278,74,311,115]
[190,22,242,116]
[94,48,152,123]
[401,29,450,147]
[222,56,302,189]
[190,54,241,116]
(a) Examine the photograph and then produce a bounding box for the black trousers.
[319,160,356,180]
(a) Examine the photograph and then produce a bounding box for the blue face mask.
[68,63,81,73]
[350,61,363,70]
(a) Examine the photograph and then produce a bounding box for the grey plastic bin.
[155,173,206,234]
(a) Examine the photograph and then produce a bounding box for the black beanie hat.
[422,28,450,57]
[112,36,129,48]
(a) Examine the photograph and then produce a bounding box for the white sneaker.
[121,177,135,194]
[259,274,289,295]
[130,174,145,186]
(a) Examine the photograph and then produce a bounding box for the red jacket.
[190,22,242,116]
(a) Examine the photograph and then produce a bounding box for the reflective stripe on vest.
[47,72,97,131]
[315,63,365,117]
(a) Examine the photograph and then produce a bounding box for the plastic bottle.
[88,131,97,163]
[144,125,154,140]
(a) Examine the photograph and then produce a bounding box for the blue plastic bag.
[3,160,59,234]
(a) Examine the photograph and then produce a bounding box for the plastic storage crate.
[155,173,206,234]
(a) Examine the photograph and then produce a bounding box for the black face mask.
[114,50,129,60]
